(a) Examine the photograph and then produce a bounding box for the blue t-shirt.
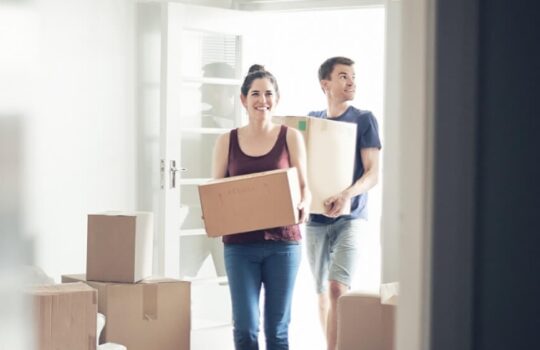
[308,106,382,224]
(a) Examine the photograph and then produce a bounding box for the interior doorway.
[187,6,386,350]
[137,2,387,349]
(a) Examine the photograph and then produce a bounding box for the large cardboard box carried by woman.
[198,168,301,237]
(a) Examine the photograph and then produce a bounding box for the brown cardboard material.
[27,282,97,350]
[274,116,357,214]
[337,292,395,350]
[87,212,153,283]
[62,274,190,350]
[198,168,301,237]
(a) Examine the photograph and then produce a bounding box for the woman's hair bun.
[248,64,266,74]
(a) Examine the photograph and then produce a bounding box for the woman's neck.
[245,118,275,135]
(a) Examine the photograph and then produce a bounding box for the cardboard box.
[62,274,190,350]
[274,116,357,214]
[28,282,97,350]
[87,212,153,283]
[198,168,301,237]
[337,292,395,350]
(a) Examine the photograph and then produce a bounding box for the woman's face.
[240,77,279,120]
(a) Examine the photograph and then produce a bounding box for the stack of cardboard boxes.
[62,212,191,350]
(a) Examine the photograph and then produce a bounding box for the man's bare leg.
[326,280,348,350]
[317,292,330,333]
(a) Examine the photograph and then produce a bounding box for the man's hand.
[323,192,351,218]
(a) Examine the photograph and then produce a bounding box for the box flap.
[26,282,95,295]
[201,168,291,186]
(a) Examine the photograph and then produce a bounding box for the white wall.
[1,0,137,281]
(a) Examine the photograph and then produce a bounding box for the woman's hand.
[298,193,311,223]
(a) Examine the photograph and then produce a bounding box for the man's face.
[321,64,356,102]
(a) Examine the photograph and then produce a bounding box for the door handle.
[169,160,186,189]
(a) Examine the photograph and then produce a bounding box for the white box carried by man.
[274,116,357,214]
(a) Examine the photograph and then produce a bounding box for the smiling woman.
[210,64,311,350]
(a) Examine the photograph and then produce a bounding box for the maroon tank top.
[222,125,302,244]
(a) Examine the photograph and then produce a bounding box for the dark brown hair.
[240,64,280,98]
[318,56,355,81]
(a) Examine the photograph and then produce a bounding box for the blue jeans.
[224,241,301,350]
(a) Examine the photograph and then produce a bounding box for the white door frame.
[395,0,434,349]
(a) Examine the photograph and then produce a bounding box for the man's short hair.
[318,56,355,81]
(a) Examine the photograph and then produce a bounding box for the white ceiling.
[163,0,384,11]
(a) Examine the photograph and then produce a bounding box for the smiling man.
[305,56,382,350]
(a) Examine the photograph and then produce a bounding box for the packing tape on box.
[143,283,158,321]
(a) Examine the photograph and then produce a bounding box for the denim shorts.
[306,218,366,293]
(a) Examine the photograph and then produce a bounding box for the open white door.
[158,3,258,279]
